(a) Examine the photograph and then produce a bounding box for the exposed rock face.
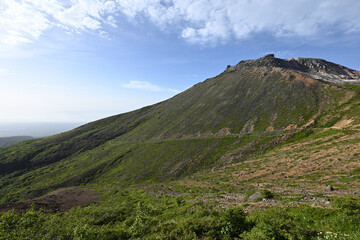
[225,54,360,84]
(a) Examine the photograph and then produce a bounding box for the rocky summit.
[226,54,360,84]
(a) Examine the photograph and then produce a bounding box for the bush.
[260,190,274,199]
[333,195,360,215]
[0,208,48,239]
[1,194,360,239]
[221,207,249,238]
[174,215,223,239]
[242,207,317,240]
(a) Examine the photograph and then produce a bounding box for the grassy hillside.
[1,57,360,239]
[0,68,359,203]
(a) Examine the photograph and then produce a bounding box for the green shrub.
[260,190,274,199]
[221,207,249,238]
[2,194,360,239]
[333,195,360,215]
[174,215,223,239]
[242,207,317,239]
[0,210,20,239]
[0,208,48,240]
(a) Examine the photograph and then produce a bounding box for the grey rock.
[301,190,308,198]
[248,192,261,202]
[326,185,334,191]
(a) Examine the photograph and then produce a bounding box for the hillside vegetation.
[1,55,360,239]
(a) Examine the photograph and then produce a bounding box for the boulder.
[248,192,261,202]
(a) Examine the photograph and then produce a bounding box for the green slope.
[0,59,359,203]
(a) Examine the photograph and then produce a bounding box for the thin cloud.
[168,88,180,94]
[123,81,162,92]
[123,81,179,93]
[1,0,360,46]
[0,68,10,75]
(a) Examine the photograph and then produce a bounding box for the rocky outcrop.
[225,54,360,84]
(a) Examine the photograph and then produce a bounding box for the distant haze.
[0,122,84,138]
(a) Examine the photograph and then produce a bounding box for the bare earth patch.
[332,119,353,129]
[0,188,98,213]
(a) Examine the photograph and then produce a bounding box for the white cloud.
[0,0,51,45]
[114,0,360,44]
[106,15,117,27]
[0,0,117,45]
[123,81,179,93]
[1,0,359,46]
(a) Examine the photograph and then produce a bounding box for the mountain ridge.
[0,136,34,148]
[225,54,360,84]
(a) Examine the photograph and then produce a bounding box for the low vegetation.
[1,190,360,239]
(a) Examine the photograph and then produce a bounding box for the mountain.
[1,55,360,239]
[0,136,34,148]
[0,122,83,138]
[0,54,359,204]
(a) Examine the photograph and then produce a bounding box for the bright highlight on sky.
[0,0,359,123]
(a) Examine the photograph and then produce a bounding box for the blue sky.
[0,0,359,123]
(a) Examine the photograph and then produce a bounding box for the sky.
[0,0,359,124]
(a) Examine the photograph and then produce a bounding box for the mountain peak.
[262,53,275,59]
[225,54,360,84]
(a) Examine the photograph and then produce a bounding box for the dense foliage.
[1,191,360,239]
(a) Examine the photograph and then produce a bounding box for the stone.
[326,185,334,191]
[248,192,261,202]
[301,190,308,199]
